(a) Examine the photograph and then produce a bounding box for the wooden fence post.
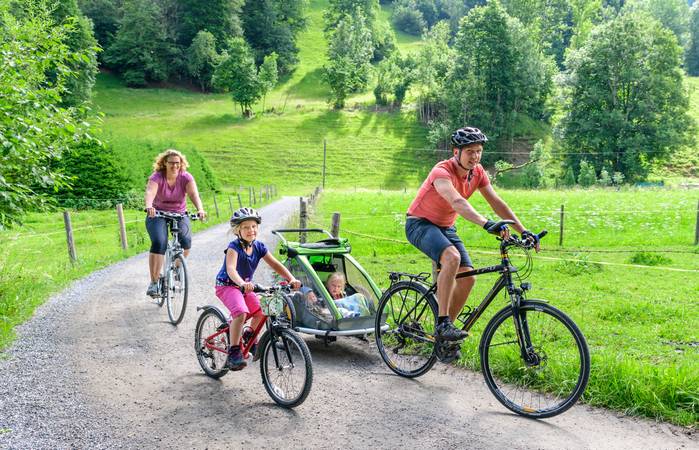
[63,211,77,264]
[331,212,341,237]
[252,187,257,204]
[694,200,699,245]
[299,197,308,243]
[212,193,220,218]
[116,203,128,250]
[248,186,252,206]
[228,195,234,215]
[237,193,243,209]
[559,204,565,247]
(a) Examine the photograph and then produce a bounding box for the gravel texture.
[1,196,696,449]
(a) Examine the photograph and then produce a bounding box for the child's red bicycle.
[194,282,313,408]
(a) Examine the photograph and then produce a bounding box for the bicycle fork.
[269,321,294,370]
[510,300,540,367]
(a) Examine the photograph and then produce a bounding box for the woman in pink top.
[144,149,207,297]
[405,127,539,353]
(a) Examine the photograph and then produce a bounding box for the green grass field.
[309,188,699,426]
[0,191,277,350]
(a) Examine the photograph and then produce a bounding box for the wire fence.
[1,185,278,263]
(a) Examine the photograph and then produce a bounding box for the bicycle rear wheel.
[480,300,590,419]
[375,281,438,378]
[259,328,313,408]
[166,254,188,325]
[194,307,229,379]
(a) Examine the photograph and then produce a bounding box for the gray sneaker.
[146,281,159,298]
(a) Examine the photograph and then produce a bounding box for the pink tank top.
[149,171,194,213]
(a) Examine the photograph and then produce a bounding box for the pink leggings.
[215,285,262,319]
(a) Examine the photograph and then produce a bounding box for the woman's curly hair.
[152,149,190,173]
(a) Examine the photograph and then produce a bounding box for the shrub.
[578,160,597,187]
[628,252,672,266]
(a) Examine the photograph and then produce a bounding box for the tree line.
[2,0,698,227]
[80,0,305,91]
[322,0,696,186]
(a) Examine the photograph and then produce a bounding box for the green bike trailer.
[272,228,384,338]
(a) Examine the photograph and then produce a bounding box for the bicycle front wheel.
[166,254,188,325]
[375,281,438,378]
[194,307,229,379]
[480,300,590,419]
[259,328,313,408]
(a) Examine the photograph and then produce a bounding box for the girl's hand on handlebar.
[242,281,255,293]
[289,278,302,290]
[197,209,207,221]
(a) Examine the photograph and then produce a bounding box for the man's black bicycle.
[148,210,199,325]
[374,220,590,419]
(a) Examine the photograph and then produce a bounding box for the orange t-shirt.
[407,159,490,227]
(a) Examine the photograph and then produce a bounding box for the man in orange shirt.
[406,127,539,344]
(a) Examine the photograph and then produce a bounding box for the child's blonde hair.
[326,271,346,285]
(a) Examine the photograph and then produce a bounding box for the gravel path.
[1,196,696,449]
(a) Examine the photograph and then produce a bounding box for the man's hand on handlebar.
[521,230,540,252]
[483,219,511,239]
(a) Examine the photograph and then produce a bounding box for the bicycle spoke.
[376,282,438,378]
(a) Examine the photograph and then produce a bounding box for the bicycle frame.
[393,241,538,364]
[202,313,295,368]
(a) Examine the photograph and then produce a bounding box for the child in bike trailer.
[215,207,301,370]
[325,272,370,318]
[406,126,540,346]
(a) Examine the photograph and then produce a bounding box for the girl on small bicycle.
[215,207,301,370]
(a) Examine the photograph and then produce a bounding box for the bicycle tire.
[194,307,229,379]
[166,254,188,325]
[480,300,590,419]
[259,328,313,408]
[375,280,438,378]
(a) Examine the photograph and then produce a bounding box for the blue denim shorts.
[405,216,473,268]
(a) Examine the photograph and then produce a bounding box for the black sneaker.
[226,346,246,371]
[436,343,462,364]
[435,319,467,341]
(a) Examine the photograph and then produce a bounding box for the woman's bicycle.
[194,282,313,408]
[148,209,198,325]
[374,220,590,419]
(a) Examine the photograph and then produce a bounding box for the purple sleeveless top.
[149,171,194,213]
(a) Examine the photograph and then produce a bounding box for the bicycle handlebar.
[237,282,297,294]
[504,229,547,250]
[144,209,200,221]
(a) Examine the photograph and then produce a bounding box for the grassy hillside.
[95,73,435,191]
[310,189,699,426]
[92,0,441,193]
